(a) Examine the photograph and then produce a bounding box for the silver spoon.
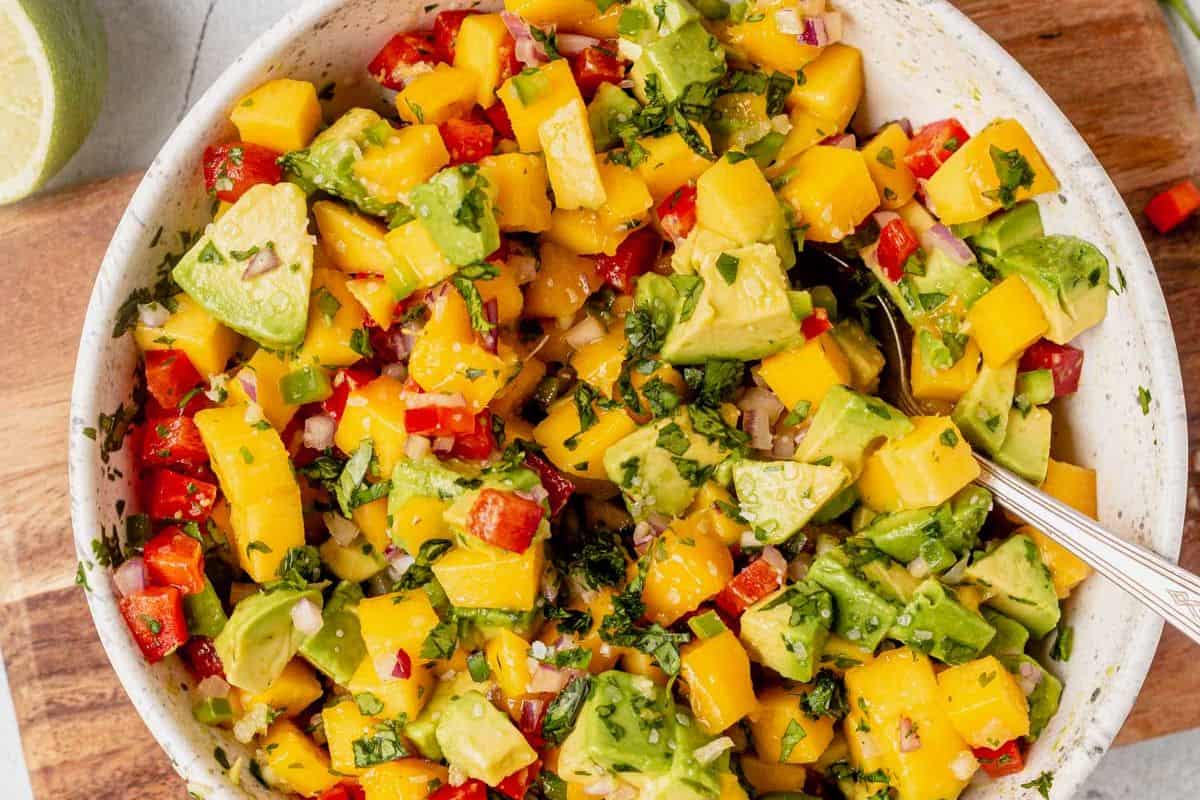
[813,249,1200,645]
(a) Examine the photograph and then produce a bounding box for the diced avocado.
[298,581,367,686]
[739,581,834,681]
[214,586,323,693]
[828,319,886,394]
[452,606,541,644]
[998,655,1062,740]
[1015,369,1055,409]
[969,200,1044,266]
[649,704,727,800]
[588,83,640,151]
[183,579,228,638]
[890,580,996,665]
[410,165,500,266]
[965,534,1060,638]
[860,504,959,573]
[910,247,993,309]
[709,92,772,154]
[812,484,859,524]
[952,358,1018,456]
[793,386,912,478]
[631,22,726,104]
[807,548,900,650]
[193,696,235,726]
[994,406,1052,484]
[279,107,403,218]
[995,235,1109,344]
[732,459,849,544]
[407,671,496,759]
[981,608,1030,657]
[173,182,314,349]
[387,457,467,542]
[435,691,537,785]
[859,555,920,605]
[319,535,387,582]
[947,485,993,554]
[660,241,805,363]
[623,0,701,41]
[603,414,728,521]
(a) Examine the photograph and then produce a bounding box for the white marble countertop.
[4,0,1199,797]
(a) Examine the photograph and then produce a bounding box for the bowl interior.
[69,0,1187,797]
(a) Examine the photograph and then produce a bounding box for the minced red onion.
[238,370,258,404]
[921,224,976,266]
[502,11,550,66]
[693,736,735,765]
[392,648,413,679]
[774,7,801,34]
[303,414,336,451]
[1017,660,1044,696]
[646,512,671,533]
[290,598,324,636]
[742,409,773,451]
[113,557,146,597]
[633,521,657,552]
[556,33,602,55]
[137,302,171,328]
[323,512,360,547]
[242,244,281,280]
[565,315,606,350]
[516,485,550,506]
[788,553,812,581]
[405,434,432,461]
[737,386,785,424]
[898,716,922,753]
[528,663,570,694]
[510,254,538,285]
[894,117,914,137]
[197,675,231,699]
[772,432,797,458]
[907,555,931,579]
[761,546,788,575]
[822,132,857,149]
[941,554,970,585]
[433,436,455,453]
[381,362,407,381]
[404,391,466,409]
[873,210,901,229]
[389,328,415,359]
[798,12,843,46]
[386,547,416,580]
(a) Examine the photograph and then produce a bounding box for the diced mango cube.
[543,208,628,255]
[133,294,241,377]
[359,590,440,663]
[642,526,733,626]
[686,482,749,546]
[533,396,637,480]
[1023,459,1096,597]
[504,0,601,27]
[353,124,449,205]
[490,355,547,418]
[739,755,808,795]
[749,686,836,764]
[539,98,606,210]
[362,759,449,800]
[454,14,514,107]
[786,43,864,130]
[681,630,759,734]
[571,325,627,397]
[486,629,533,700]
[966,276,1049,368]
[389,495,453,556]
[758,333,851,412]
[596,161,652,229]
[477,262,526,325]
[241,659,323,719]
[352,497,392,555]
[619,648,668,686]
[347,277,397,329]
[937,655,1030,748]
[857,416,980,511]
[724,8,822,72]
[774,109,839,165]
[398,64,478,125]
[433,542,545,611]
[479,153,553,233]
[231,79,323,153]
[862,122,918,209]
[258,720,340,797]
[384,218,458,298]
[226,348,298,431]
[322,697,379,775]
[333,375,408,475]
[347,656,434,722]
[408,291,509,411]
[296,268,369,368]
[696,156,781,245]
[778,145,880,243]
[635,130,714,201]
[911,335,981,403]
[498,59,585,152]
[525,241,605,319]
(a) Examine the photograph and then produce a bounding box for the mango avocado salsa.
[99,2,1112,798]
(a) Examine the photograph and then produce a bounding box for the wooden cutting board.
[0,1,1197,797]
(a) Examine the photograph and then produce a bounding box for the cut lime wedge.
[0,0,107,204]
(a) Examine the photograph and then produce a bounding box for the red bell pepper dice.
[439,116,496,165]
[1145,179,1200,234]
[450,410,496,460]
[318,784,367,800]
[143,526,207,595]
[432,10,477,63]
[146,469,218,523]
[801,307,833,341]
[404,403,476,437]
[714,557,784,617]
[430,780,488,800]
[202,142,283,203]
[875,217,920,281]
[524,451,575,516]
[119,586,189,664]
[467,488,544,553]
[144,349,205,411]
[973,740,1026,778]
[368,31,438,89]
[180,635,226,680]
[483,101,516,140]
[570,46,624,99]
[904,118,971,180]
[1018,339,1084,396]
[597,227,662,294]
[497,759,542,800]
[322,368,377,423]
[656,184,698,243]
[142,415,210,472]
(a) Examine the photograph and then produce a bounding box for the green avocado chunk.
[981,608,1031,657]
[173,182,314,349]
[994,406,1052,484]
[298,581,367,686]
[998,654,1063,740]
[965,534,1061,638]
[794,386,912,478]
[807,546,900,650]
[995,234,1109,344]
[588,83,640,151]
[183,579,228,638]
[1015,369,1055,410]
[214,586,323,693]
[409,165,500,266]
[860,486,992,572]
[738,581,834,682]
[890,580,996,664]
[858,554,920,604]
[625,0,701,40]
[952,357,1018,456]
[631,21,726,104]
[435,691,538,786]
[732,459,849,544]
[406,671,496,760]
[968,200,1044,267]
[828,319,886,394]
[872,247,992,325]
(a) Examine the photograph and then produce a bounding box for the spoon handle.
[975,457,1200,646]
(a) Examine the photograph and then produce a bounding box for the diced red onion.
[113,557,146,597]
[528,663,569,694]
[386,547,416,581]
[820,132,856,150]
[510,254,538,285]
[761,546,788,576]
[693,736,735,765]
[742,409,773,451]
[392,648,413,679]
[774,8,801,34]
[788,553,812,581]
[941,554,970,585]
[405,434,432,461]
[382,362,407,381]
[737,386,785,424]
[921,224,977,266]
[137,302,171,328]
[290,598,324,636]
[516,485,550,506]
[242,245,281,280]
[389,328,415,359]
[323,512,360,547]
[1017,660,1044,696]
[433,436,455,453]
[894,117,914,137]
[898,716,922,752]
[556,33,602,55]
[238,370,258,404]
[404,391,467,409]
[633,521,657,553]
[799,12,843,46]
[197,675,231,699]
[873,210,901,229]
[502,12,550,66]
[564,315,606,349]
[303,414,336,451]
[481,298,499,353]
[772,432,797,459]
[646,512,671,533]
[907,555,931,579]
[204,373,229,403]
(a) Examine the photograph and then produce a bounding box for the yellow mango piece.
[596,161,652,229]
[480,153,553,233]
[635,130,714,201]
[390,495,453,556]
[505,0,601,27]
[845,648,977,800]
[296,268,369,368]
[133,294,240,377]
[231,79,323,153]
[322,698,379,775]
[543,208,627,255]
[360,590,440,661]
[347,277,397,329]
[911,335,982,403]
[775,109,840,166]
[857,416,980,512]
[454,14,513,107]
[315,201,394,275]
[696,156,781,245]
[842,712,891,797]
[487,629,533,700]
[924,118,1060,225]
[937,655,1031,749]
[226,348,298,431]
[620,648,668,687]
[642,525,733,626]
[347,657,435,722]
[778,145,880,243]
[225,497,305,583]
[362,759,449,800]
[477,261,526,325]
[562,2,621,36]
[353,497,393,555]
[966,276,1049,368]
[686,482,749,546]
[723,5,822,72]
[862,123,918,209]
[546,590,622,674]
[334,375,408,475]
[758,333,851,412]
[491,356,548,418]
[353,124,450,205]
[498,59,585,152]
[408,293,509,411]
[571,324,627,397]
[539,98,606,210]
[433,542,545,611]
[259,720,340,797]
[739,755,808,795]
[956,584,986,613]
[525,241,605,319]
[786,43,864,130]
[384,218,458,294]
[533,396,637,480]
[680,630,758,734]
[1023,459,1096,597]
[241,659,323,719]
[397,64,478,125]
[718,772,750,800]
[750,685,836,764]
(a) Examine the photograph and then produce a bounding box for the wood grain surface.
[0,1,1196,797]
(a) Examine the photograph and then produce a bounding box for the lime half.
[0,0,106,204]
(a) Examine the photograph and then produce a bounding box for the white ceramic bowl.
[69,1,1188,797]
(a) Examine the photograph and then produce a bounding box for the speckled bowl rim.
[68,0,1187,797]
